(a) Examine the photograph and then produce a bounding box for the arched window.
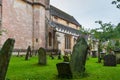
[49,32,52,46]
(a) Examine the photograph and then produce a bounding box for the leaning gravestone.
[70,37,88,76]
[25,46,32,60]
[38,47,46,65]
[0,38,15,80]
[103,54,116,66]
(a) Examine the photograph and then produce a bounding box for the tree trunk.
[98,41,101,63]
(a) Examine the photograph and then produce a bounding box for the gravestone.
[49,52,54,59]
[70,37,88,75]
[63,55,69,62]
[100,52,106,61]
[38,47,46,65]
[100,52,106,59]
[56,62,72,78]
[0,38,15,80]
[58,50,61,60]
[91,51,97,58]
[25,46,32,60]
[114,50,120,64]
[103,54,116,66]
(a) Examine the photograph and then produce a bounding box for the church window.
[49,32,52,46]
[36,38,38,42]
[65,35,71,49]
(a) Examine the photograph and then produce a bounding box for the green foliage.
[91,21,118,62]
[0,30,6,35]
[79,27,91,35]
[91,21,115,41]
[107,40,114,52]
[113,40,120,50]
[0,29,2,35]
[112,0,120,9]
[0,31,2,35]
[115,40,120,47]
[113,23,120,39]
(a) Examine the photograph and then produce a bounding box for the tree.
[112,0,120,9]
[80,21,120,63]
[79,27,91,35]
[91,21,115,63]
[94,21,115,41]
[113,23,120,39]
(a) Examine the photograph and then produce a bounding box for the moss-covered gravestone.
[0,38,15,80]
[38,47,46,65]
[70,37,88,76]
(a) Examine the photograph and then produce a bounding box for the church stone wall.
[0,5,1,28]
[52,16,79,30]
[33,5,46,49]
[0,0,47,50]
[1,0,33,49]
[57,32,65,54]
[56,32,75,54]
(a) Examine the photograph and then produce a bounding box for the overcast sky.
[50,0,120,29]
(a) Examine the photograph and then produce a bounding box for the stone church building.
[0,0,81,54]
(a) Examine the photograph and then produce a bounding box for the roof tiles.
[50,5,81,27]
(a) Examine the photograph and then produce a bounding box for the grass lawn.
[6,55,120,80]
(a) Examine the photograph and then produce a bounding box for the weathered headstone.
[25,46,32,60]
[50,52,54,59]
[0,38,15,80]
[114,50,120,64]
[58,50,61,60]
[103,54,116,66]
[17,51,20,57]
[63,55,69,62]
[70,37,88,75]
[100,52,106,61]
[38,47,46,65]
[56,62,72,78]
[91,51,97,58]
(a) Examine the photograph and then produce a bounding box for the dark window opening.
[49,32,52,46]
[36,38,38,42]
[65,35,71,49]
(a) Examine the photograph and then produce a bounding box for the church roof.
[50,5,81,27]
[50,21,80,36]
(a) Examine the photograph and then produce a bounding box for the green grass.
[6,56,120,80]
